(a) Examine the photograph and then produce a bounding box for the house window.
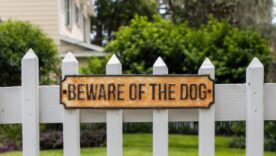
[75,5,80,25]
[65,0,72,26]
[83,14,87,42]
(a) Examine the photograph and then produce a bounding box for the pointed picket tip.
[22,48,38,60]
[153,57,167,68]
[106,54,122,74]
[153,57,168,74]
[62,52,78,63]
[107,54,121,65]
[247,57,263,69]
[199,57,215,70]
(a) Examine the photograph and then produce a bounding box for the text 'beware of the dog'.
[60,75,214,109]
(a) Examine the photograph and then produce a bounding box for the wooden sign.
[60,75,214,109]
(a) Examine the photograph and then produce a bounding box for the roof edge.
[60,36,104,52]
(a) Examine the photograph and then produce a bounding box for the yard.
[1,134,276,156]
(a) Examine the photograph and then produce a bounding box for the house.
[0,0,104,66]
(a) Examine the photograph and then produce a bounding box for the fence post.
[153,57,168,156]
[198,58,215,156]
[246,57,264,156]
[106,55,123,156]
[21,49,39,156]
[62,52,80,156]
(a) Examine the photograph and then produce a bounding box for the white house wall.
[0,0,59,44]
[59,0,91,43]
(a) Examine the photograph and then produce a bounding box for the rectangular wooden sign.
[60,75,214,109]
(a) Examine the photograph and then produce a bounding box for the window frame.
[82,13,87,42]
[65,0,72,28]
[75,4,81,26]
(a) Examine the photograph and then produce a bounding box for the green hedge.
[0,20,59,86]
[83,15,272,83]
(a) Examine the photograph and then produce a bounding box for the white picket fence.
[0,49,276,156]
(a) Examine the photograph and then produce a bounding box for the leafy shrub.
[265,137,276,151]
[123,122,198,134]
[81,56,108,74]
[230,121,245,136]
[216,122,235,135]
[228,137,245,149]
[0,139,20,153]
[0,125,21,141]
[81,130,106,147]
[83,15,272,83]
[0,125,22,153]
[264,121,276,151]
[81,123,106,131]
[40,130,63,150]
[228,121,276,151]
[39,129,106,150]
[169,122,197,134]
[0,20,59,86]
[123,123,152,133]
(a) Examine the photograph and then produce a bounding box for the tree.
[236,0,273,27]
[83,16,272,83]
[91,0,158,46]
[0,20,59,86]
[159,0,238,27]
[159,0,273,27]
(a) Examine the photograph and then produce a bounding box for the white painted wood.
[2,84,276,123]
[263,83,276,120]
[124,109,153,122]
[198,58,215,156]
[215,84,246,121]
[106,54,123,156]
[81,109,106,123]
[0,87,22,124]
[21,49,39,156]
[246,58,264,156]
[40,86,63,123]
[153,57,168,156]
[62,52,80,156]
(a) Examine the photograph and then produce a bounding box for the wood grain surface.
[60,75,214,109]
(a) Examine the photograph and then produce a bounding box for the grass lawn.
[1,134,276,156]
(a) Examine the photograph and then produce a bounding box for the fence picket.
[153,57,168,156]
[198,58,215,156]
[0,53,271,156]
[106,55,123,156]
[246,58,264,156]
[62,52,80,156]
[21,49,39,156]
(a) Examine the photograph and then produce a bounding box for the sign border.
[60,74,215,109]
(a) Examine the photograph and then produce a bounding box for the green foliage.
[265,122,276,151]
[0,20,59,86]
[228,137,245,149]
[229,121,276,151]
[2,134,276,155]
[169,122,197,134]
[123,123,152,133]
[230,122,245,136]
[81,56,109,74]
[0,125,21,141]
[83,15,274,150]
[91,0,158,45]
[102,16,271,83]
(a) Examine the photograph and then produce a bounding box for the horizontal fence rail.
[1,84,276,123]
[0,49,275,156]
